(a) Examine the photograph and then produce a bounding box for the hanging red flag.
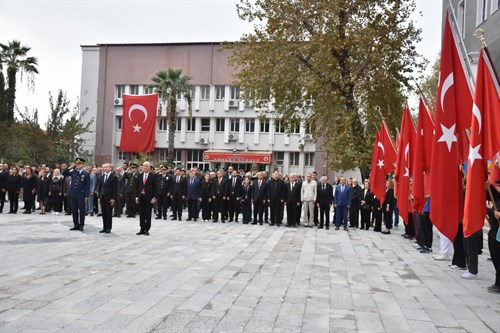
[464,48,500,238]
[429,12,473,241]
[412,98,434,212]
[370,131,387,204]
[119,94,159,153]
[380,121,397,174]
[395,105,417,222]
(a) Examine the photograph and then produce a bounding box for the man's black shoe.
[344,226,348,231]
[335,226,339,230]
[144,231,149,236]
[186,218,192,221]
[326,226,330,230]
[79,226,84,231]
[251,222,257,225]
[105,230,111,234]
[136,230,145,235]
[99,229,106,233]
[269,223,275,226]
[70,227,79,230]
[318,225,324,229]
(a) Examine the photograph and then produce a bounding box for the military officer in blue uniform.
[69,158,90,231]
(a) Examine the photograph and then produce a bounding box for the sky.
[1,0,443,125]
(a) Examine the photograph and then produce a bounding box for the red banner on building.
[119,94,158,153]
[203,151,272,163]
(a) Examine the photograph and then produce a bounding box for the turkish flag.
[381,121,397,174]
[395,105,416,223]
[429,12,473,241]
[369,131,387,204]
[412,98,434,212]
[119,94,159,153]
[464,49,500,238]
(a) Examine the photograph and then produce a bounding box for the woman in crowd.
[49,168,64,215]
[241,175,253,224]
[7,166,22,214]
[200,173,213,222]
[21,166,37,214]
[37,170,51,215]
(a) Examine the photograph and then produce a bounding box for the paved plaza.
[0,212,499,333]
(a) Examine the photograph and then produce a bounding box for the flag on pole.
[429,12,474,241]
[412,98,434,212]
[395,105,417,222]
[119,94,159,153]
[463,48,500,238]
[370,131,387,203]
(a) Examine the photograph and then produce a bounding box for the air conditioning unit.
[114,98,123,106]
[244,101,253,107]
[228,134,237,141]
[304,134,313,141]
[199,138,208,145]
[229,100,238,107]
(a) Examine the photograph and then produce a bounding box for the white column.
[209,85,215,111]
[180,92,186,111]
[239,118,245,143]
[224,86,230,111]
[224,118,230,143]
[194,86,200,111]
[254,118,260,145]
[284,133,290,146]
[239,100,245,112]
[194,117,201,143]
[269,118,274,144]
[180,117,187,143]
[209,118,215,143]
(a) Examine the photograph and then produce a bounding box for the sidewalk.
[0,212,498,332]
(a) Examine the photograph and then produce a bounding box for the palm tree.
[150,68,193,165]
[0,40,39,126]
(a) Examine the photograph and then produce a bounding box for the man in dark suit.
[227,170,242,222]
[350,179,362,228]
[267,171,286,226]
[124,163,139,217]
[0,163,8,213]
[155,166,169,220]
[68,158,91,231]
[382,180,395,234]
[316,176,333,230]
[213,170,229,223]
[360,179,373,230]
[97,163,117,233]
[135,162,157,235]
[252,172,267,225]
[186,169,201,221]
[170,167,187,221]
[334,176,351,231]
[284,173,302,227]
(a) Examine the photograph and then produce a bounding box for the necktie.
[233,178,236,188]
[177,176,180,183]
[144,173,147,185]
[323,184,325,190]
[342,185,344,192]
[191,178,194,185]
[258,180,261,189]
[219,178,222,185]
[104,174,108,183]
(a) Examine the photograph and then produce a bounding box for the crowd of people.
[0,159,498,294]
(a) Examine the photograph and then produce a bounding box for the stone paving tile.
[1,212,499,332]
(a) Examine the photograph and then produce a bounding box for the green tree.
[0,40,39,126]
[46,90,94,163]
[0,71,7,122]
[227,0,426,179]
[149,68,193,165]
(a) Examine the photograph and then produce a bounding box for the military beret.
[130,163,138,168]
[75,157,86,164]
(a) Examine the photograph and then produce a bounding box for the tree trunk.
[167,99,177,166]
[6,68,17,127]
[359,166,370,183]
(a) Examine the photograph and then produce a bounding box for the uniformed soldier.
[69,158,90,231]
[123,163,139,218]
[155,166,169,220]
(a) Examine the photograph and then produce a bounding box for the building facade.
[444,0,500,74]
[80,42,355,178]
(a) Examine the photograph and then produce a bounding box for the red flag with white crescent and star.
[119,94,158,153]
[412,98,434,212]
[369,131,387,204]
[395,105,416,223]
[464,48,500,238]
[429,12,473,241]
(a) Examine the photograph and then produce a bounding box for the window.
[275,119,285,133]
[187,149,204,162]
[201,118,210,132]
[116,85,125,98]
[158,117,167,131]
[290,152,300,166]
[291,122,300,134]
[118,150,126,161]
[260,119,270,133]
[176,118,182,131]
[230,118,240,132]
[274,152,284,165]
[200,85,210,100]
[305,153,315,166]
[230,86,240,100]
[187,118,196,132]
[245,119,255,132]
[477,0,488,26]
[215,85,225,100]
[144,85,154,94]
[129,85,139,95]
[216,118,225,132]
[116,116,122,130]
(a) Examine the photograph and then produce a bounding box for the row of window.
[116,85,240,100]
[116,116,311,134]
[118,149,315,167]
